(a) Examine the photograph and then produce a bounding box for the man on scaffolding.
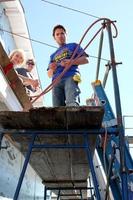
[47,24,89,106]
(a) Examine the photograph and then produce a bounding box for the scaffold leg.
[88,176,94,198]
[0,132,4,150]
[84,133,101,200]
[107,23,129,200]
[44,186,47,200]
[80,189,83,200]
[57,189,60,200]
[121,173,129,200]
[13,134,36,200]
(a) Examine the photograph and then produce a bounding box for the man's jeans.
[52,76,81,106]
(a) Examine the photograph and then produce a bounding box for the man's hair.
[26,58,35,65]
[52,25,66,37]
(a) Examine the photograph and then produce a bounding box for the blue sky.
[21,0,133,136]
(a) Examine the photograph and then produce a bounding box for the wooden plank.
[0,42,32,110]
[126,136,133,144]
[0,106,104,130]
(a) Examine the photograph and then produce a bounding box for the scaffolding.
[0,19,133,200]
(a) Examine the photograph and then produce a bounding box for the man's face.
[26,61,34,72]
[54,28,66,46]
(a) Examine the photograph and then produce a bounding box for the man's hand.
[31,79,39,89]
[49,62,57,72]
[22,76,39,90]
[47,62,57,78]
[61,56,89,67]
[60,59,72,67]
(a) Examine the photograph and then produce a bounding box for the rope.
[31,18,118,104]
[102,127,108,175]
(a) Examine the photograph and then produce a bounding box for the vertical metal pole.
[102,64,110,88]
[57,189,60,200]
[107,22,129,200]
[13,133,36,200]
[84,133,101,200]
[80,189,83,200]
[88,176,93,198]
[0,132,4,150]
[44,186,47,200]
[96,30,104,80]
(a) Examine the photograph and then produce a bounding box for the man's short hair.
[26,59,35,65]
[52,25,66,37]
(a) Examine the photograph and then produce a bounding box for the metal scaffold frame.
[0,19,133,200]
[0,128,118,200]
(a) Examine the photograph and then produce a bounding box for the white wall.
[0,137,44,200]
[0,3,44,200]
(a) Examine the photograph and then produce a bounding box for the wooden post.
[0,42,32,110]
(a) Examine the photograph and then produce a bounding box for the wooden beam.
[0,106,104,130]
[126,136,133,144]
[0,42,32,110]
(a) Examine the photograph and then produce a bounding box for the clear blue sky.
[21,0,133,133]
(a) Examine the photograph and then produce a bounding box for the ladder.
[92,80,133,200]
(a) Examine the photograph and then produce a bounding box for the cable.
[42,0,100,19]
[0,28,109,62]
[0,28,57,49]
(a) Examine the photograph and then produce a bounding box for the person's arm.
[47,69,54,78]
[18,74,39,88]
[71,43,89,66]
[72,55,89,65]
[61,56,89,67]
[47,62,57,78]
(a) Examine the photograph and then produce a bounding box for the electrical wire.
[41,0,100,19]
[0,28,57,49]
[0,28,109,62]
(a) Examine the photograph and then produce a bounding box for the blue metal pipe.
[96,30,104,80]
[80,189,83,200]
[88,176,94,198]
[33,144,89,149]
[84,133,101,200]
[0,132,4,150]
[13,134,36,200]
[0,127,119,135]
[57,189,60,200]
[107,22,129,200]
[46,187,93,190]
[44,186,47,200]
